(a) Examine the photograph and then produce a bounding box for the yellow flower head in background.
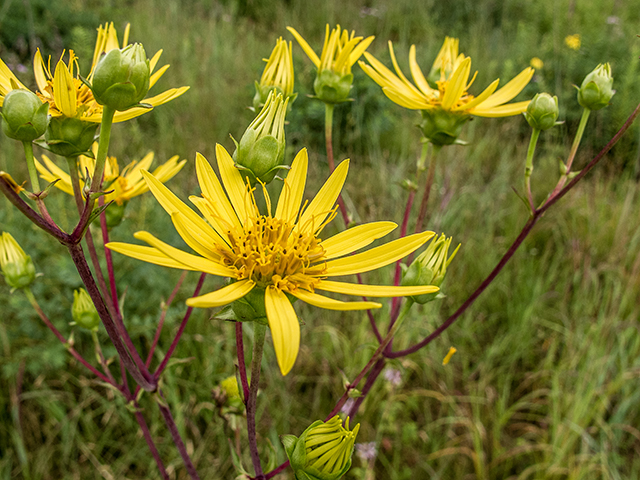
[287,24,374,103]
[0,22,188,122]
[565,34,581,51]
[360,37,534,117]
[254,37,296,110]
[530,57,544,70]
[107,146,438,375]
[35,143,186,205]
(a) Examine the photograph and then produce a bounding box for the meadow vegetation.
[1,0,640,478]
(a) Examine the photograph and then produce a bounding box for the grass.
[1,0,640,478]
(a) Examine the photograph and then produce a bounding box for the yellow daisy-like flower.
[530,57,544,70]
[107,146,438,375]
[564,34,581,51]
[35,144,186,206]
[360,37,534,118]
[0,22,188,122]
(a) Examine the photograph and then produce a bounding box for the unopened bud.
[524,93,559,131]
[71,288,100,331]
[1,89,49,142]
[234,92,288,185]
[401,233,459,304]
[253,38,297,111]
[577,63,614,110]
[45,117,98,157]
[0,232,36,290]
[91,43,150,111]
[282,415,360,480]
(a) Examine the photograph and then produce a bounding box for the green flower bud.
[282,415,360,480]
[1,89,49,142]
[419,109,470,146]
[71,288,100,331]
[104,200,128,229]
[44,117,98,157]
[524,93,559,131]
[0,232,36,291]
[313,70,353,104]
[577,63,614,110]
[401,233,459,304]
[91,43,150,111]
[234,92,289,185]
[253,38,297,111]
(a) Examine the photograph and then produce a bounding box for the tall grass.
[1,0,640,478]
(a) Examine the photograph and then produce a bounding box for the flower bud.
[577,63,614,110]
[253,38,297,111]
[282,415,360,480]
[401,233,459,304]
[234,92,288,185]
[44,117,98,157]
[313,70,353,104]
[91,43,150,111]
[1,89,49,142]
[0,232,36,290]
[71,288,100,331]
[524,93,559,131]
[419,109,470,146]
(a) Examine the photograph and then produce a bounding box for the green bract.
[282,416,360,480]
[314,70,353,104]
[44,117,98,157]
[401,233,459,304]
[419,109,470,146]
[524,93,559,131]
[91,43,150,111]
[0,232,36,291]
[1,89,49,142]
[71,288,100,331]
[577,63,614,111]
[234,92,289,185]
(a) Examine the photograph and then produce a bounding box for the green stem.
[566,107,591,172]
[247,322,266,480]
[22,141,40,192]
[90,105,115,194]
[524,129,541,211]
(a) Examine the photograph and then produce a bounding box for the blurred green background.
[1,0,640,478]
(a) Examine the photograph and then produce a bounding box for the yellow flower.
[530,57,544,70]
[254,37,296,109]
[565,34,581,51]
[0,22,188,122]
[360,37,534,118]
[35,143,186,206]
[287,24,374,103]
[107,146,438,375]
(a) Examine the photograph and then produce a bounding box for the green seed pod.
[419,109,470,146]
[1,89,49,142]
[524,93,559,131]
[313,70,353,104]
[71,288,100,331]
[0,232,36,290]
[282,415,360,480]
[401,233,459,304]
[234,92,289,185]
[91,43,150,111]
[44,117,98,157]
[577,63,614,111]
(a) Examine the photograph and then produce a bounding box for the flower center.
[218,215,326,291]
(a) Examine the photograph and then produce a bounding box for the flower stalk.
[247,322,267,479]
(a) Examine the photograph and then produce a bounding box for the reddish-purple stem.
[235,321,250,402]
[134,406,171,480]
[158,394,201,480]
[391,189,416,317]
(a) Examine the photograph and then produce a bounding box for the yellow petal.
[35,155,74,195]
[195,152,241,231]
[133,231,234,277]
[32,50,49,94]
[319,231,435,277]
[347,35,375,67]
[140,170,226,247]
[320,221,397,259]
[287,26,320,68]
[186,280,255,308]
[275,148,308,223]
[0,59,28,101]
[297,159,349,234]
[316,280,439,297]
[470,100,530,117]
[53,60,77,117]
[441,57,471,110]
[106,242,198,270]
[171,211,221,261]
[108,86,190,123]
[291,289,381,311]
[149,64,169,88]
[265,286,300,376]
[215,144,251,225]
[475,67,534,110]
[409,45,435,98]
